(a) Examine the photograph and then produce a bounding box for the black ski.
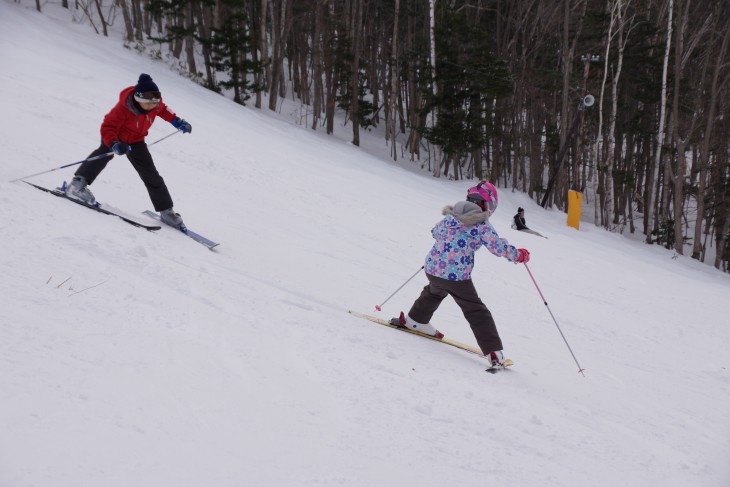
[24,181,161,231]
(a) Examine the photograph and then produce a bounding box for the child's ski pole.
[524,263,586,376]
[375,266,424,312]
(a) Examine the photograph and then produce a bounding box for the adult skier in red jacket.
[67,73,192,229]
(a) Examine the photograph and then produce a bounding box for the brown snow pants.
[408,274,503,354]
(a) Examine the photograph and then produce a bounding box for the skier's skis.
[486,360,514,374]
[349,310,514,369]
[510,223,548,239]
[24,181,161,231]
[142,210,219,250]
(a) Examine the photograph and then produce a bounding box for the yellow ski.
[348,310,513,369]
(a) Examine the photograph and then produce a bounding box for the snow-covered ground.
[1,2,729,486]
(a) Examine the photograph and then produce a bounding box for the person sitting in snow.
[389,182,530,367]
[513,207,528,231]
[512,207,546,238]
[66,73,192,229]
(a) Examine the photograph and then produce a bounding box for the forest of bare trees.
[30,0,730,271]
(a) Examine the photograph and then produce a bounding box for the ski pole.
[147,129,180,147]
[10,151,113,182]
[523,263,586,376]
[375,265,424,312]
[10,131,180,182]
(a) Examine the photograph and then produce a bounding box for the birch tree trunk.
[388,0,400,160]
[268,0,283,112]
[93,0,108,37]
[191,1,215,89]
[349,0,363,146]
[324,0,336,135]
[311,0,325,129]
[593,0,618,226]
[118,0,134,42]
[255,0,268,109]
[184,3,197,76]
[606,0,633,228]
[644,0,673,242]
[668,0,689,253]
[666,1,711,252]
[693,8,730,259]
[715,205,730,269]
[429,0,441,177]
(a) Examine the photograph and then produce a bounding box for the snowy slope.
[1,2,729,486]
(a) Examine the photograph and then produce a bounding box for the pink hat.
[466,181,498,214]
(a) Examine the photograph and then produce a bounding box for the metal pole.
[375,266,424,312]
[523,263,586,376]
[10,152,114,182]
[10,131,180,182]
[147,130,180,147]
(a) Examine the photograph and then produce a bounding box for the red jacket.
[100,86,176,146]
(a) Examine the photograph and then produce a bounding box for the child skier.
[390,182,530,366]
[65,73,192,229]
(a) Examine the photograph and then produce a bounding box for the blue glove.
[110,141,131,155]
[172,117,192,134]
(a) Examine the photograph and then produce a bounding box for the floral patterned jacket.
[424,201,521,281]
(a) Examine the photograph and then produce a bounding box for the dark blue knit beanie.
[134,74,159,94]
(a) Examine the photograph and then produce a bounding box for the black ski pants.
[75,140,174,211]
[408,273,503,354]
